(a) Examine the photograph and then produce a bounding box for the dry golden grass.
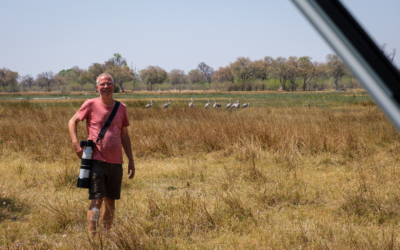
[1,96,400,249]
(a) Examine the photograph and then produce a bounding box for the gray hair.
[96,73,115,85]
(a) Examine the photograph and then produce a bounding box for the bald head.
[96,73,114,85]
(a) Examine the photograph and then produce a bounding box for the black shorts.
[89,160,123,200]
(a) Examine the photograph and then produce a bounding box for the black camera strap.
[96,101,120,143]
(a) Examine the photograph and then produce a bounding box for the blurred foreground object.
[292,0,400,131]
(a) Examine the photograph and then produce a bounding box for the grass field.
[1,90,400,249]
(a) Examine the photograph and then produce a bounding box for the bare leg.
[87,199,103,237]
[102,197,115,232]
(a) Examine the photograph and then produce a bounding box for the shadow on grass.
[0,196,29,222]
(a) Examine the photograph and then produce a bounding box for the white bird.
[163,99,170,108]
[241,103,249,109]
[205,99,210,108]
[213,99,221,108]
[232,100,240,109]
[226,99,232,109]
[189,98,195,108]
[144,100,153,109]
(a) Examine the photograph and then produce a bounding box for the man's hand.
[121,127,135,179]
[128,161,135,179]
[73,142,83,159]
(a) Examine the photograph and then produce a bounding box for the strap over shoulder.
[96,101,120,143]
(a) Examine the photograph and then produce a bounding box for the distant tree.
[86,63,106,91]
[105,53,127,68]
[101,54,132,92]
[132,66,138,91]
[230,57,254,83]
[285,56,299,91]
[54,74,67,93]
[78,69,89,91]
[139,66,167,91]
[326,54,347,91]
[37,71,55,91]
[20,74,34,89]
[168,69,187,92]
[308,62,327,91]
[298,56,317,91]
[212,66,234,83]
[251,59,269,80]
[0,68,19,92]
[266,56,288,90]
[60,66,86,90]
[187,69,206,83]
[58,69,73,78]
[198,62,214,84]
[106,65,133,93]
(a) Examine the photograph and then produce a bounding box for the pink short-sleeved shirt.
[76,98,129,164]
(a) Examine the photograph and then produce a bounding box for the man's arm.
[68,113,83,159]
[121,126,135,179]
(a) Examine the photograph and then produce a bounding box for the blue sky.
[1,0,399,77]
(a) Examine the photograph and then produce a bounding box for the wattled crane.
[213,99,221,108]
[226,99,232,109]
[205,99,210,108]
[163,99,170,108]
[189,98,195,108]
[144,100,153,109]
[241,103,249,109]
[232,100,240,109]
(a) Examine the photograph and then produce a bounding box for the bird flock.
[143,99,250,109]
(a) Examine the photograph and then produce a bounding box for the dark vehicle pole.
[292,0,400,132]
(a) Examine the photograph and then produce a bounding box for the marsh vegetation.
[1,91,400,249]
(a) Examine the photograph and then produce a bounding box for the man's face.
[96,75,115,97]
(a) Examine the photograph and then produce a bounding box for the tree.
[251,60,269,80]
[36,71,55,91]
[132,65,138,91]
[20,74,34,89]
[0,68,19,92]
[58,69,73,77]
[212,66,234,83]
[139,66,167,91]
[308,62,327,91]
[266,56,288,90]
[326,54,347,91]
[59,66,86,91]
[104,53,127,68]
[229,57,254,83]
[102,54,132,93]
[187,69,206,83]
[198,62,214,84]
[106,65,133,93]
[168,69,187,92]
[298,56,317,91]
[85,63,106,91]
[286,56,299,91]
[54,74,67,93]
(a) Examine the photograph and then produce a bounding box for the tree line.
[0,47,397,93]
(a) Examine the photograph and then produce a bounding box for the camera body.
[77,140,95,189]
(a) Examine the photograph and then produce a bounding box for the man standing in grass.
[68,73,135,236]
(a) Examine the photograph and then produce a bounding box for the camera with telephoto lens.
[77,140,95,189]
